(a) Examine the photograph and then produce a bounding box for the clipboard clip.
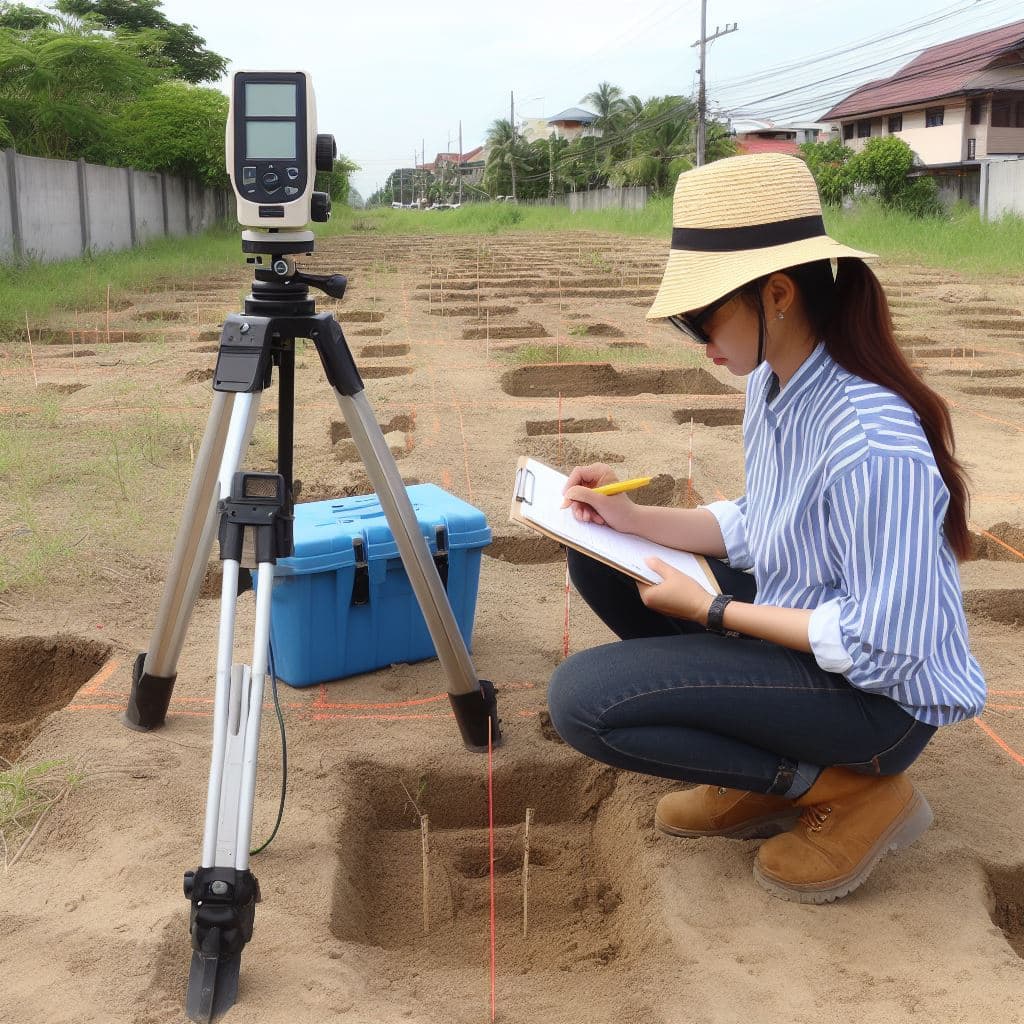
[513,466,536,505]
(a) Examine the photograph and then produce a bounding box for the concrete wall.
[85,163,133,252]
[518,186,650,212]
[0,148,231,264]
[980,158,1024,220]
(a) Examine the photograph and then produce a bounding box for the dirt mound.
[967,522,1024,561]
[38,383,87,396]
[463,323,550,340]
[959,385,1024,399]
[133,309,185,322]
[0,636,111,761]
[330,414,415,444]
[486,534,564,564]
[182,367,214,383]
[359,365,414,379]
[342,311,386,323]
[631,475,704,508]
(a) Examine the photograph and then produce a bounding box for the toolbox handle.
[433,525,449,590]
[351,537,370,606]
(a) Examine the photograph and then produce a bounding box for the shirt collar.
[763,341,829,423]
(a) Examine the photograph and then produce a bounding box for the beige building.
[824,18,1024,203]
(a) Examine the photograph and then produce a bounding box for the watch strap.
[706,593,734,635]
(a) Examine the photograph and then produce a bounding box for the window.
[843,122,854,141]
[991,100,1011,127]
[857,119,872,138]
[1017,101,1024,128]
[967,138,976,160]
[970,99,983,125]
[888,114,903,133]
[925,107,944,127]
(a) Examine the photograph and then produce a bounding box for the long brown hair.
[764,258,971,561]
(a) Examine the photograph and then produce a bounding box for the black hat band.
[671,214,825,253]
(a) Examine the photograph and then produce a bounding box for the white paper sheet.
[513,458,717,592]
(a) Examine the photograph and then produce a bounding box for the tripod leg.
[124,392,261,730]
[335,388,500,750]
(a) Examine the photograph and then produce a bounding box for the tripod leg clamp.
[183,866,261,958]
[122,652,177,731]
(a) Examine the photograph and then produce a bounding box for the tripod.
[121,231,502,1022]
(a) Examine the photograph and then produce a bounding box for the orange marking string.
[974,717,1024,767]
[946,398,1024,434]
[81,658,121,696]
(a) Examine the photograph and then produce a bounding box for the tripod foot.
[122,652,176,731]
[186,951,241,1023]
[449,678,502,752]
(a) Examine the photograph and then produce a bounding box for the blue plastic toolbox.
[265,485,491,687]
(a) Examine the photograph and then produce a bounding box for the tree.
[483,117,527,199]
[799,138,857,206]
[850,136,940,214]
[0,3,57,30]
[0,27,158,159]
[580,81,625,133]
[109,80,228,184]
[316,155,360,205]
[54,0,226,82]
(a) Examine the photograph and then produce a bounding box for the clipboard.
[510,456,720,594]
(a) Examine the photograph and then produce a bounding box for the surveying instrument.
[120,70,502,1022]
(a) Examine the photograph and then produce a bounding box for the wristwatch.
[706,593,734,635]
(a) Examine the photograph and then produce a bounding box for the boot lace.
[799,804,833,832]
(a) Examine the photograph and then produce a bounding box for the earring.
[776,311,785,321]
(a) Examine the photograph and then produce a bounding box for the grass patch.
[824,202,1024,276]
[0,757,85,869]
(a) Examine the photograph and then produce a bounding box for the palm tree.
[484,117,526,200]
[580,81,625,134]
[608,96,698,193]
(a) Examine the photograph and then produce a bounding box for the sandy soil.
[1,229,1023,1024]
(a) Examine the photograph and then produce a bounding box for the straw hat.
[646,153,876,320]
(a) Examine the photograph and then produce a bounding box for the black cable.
[250,641,287,857]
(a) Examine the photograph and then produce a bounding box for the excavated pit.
[357,343,410,357]
[359,365,413,379]
[502,365,737,399]
[672,408,745,427]
[525,417,618,436]
[330,414,415,444]
[463,323,550,341]
[341,311,386,323]
[330,758,663,980]
[987,864,1024,959]
[0,636,112,761]
[962,590,1024,628]
[959,385,1024,399]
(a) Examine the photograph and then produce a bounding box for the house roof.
[547,107,598,124]
[734,138,802,157]
[823,17,1024,120]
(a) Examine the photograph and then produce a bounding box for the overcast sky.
[35,0,1024,200]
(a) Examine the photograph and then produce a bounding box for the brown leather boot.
[753,767,933,904]
[655,785,800,840]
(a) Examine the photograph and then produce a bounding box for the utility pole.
[548,133,555,200]
[458,120,463,206]
[422,137,426,204]
[692,0,738,167]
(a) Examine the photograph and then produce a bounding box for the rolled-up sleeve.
[701,495,752,570]
[822,455,945,691]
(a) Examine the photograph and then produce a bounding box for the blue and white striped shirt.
[703,341,986,726]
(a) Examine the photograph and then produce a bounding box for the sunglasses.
[667,285,746,345]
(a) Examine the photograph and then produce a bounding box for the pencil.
[591,476,653,496]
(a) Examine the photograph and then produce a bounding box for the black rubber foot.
[121,652,176,730]
[449,679,502,752]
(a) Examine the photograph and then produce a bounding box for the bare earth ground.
[1,229,1023,1024]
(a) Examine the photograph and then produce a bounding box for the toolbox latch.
[351,537,370,606]
[433,525,449,589]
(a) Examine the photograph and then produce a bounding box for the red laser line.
[487,716,497,1023]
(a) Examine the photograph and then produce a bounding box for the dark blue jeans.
[547,550,936,796]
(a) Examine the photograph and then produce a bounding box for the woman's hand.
[637,556,715,623]
[560,463,638,532]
